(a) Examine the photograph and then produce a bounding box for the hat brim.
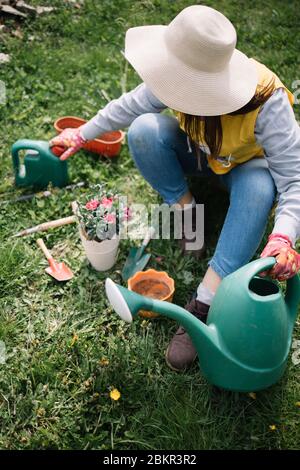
[125,25,258,116]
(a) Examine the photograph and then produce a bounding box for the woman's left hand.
[260,233,300,281]
[49,127,86,161]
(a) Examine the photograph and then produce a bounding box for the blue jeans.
[127,113,277,279]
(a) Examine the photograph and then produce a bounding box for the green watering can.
[105,257,300,392]
[12,139,68,189]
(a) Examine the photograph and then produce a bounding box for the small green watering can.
[105,257,300,392]
[12,139,68,189]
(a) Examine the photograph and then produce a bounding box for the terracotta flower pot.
[128,269,175,318]
[54,116,125,157]
[80,229,119,271]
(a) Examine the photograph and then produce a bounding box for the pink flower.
[85,199,100,211]
[101,197,114,208]
[104,213,116,224]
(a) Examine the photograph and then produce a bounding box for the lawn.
[0,0,299,450]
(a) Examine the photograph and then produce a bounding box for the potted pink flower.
[75,185,130,271]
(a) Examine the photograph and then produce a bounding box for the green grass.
[0,0,300,450]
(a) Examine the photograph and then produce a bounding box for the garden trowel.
[122,227,155,281]
[37,238,74,282]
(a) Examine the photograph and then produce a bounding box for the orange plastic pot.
[54,116,125,158]
[128,269,175,318]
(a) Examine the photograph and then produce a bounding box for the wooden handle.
[37,238,52,260]
[71,201,79,216]
[39,215,76,231]
[13,214,76,237]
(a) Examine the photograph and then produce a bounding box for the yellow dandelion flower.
[269,424,276,431]
[71,333,78,346]
[248,392,257,400]
[36,408,46,417]
[295,401,300,407]
[99,358,110,366]
[110,388,121,401]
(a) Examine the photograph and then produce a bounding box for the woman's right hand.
[49,127,86,161]
[260,233,300,281]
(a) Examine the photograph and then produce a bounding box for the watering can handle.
[11,139,41,172]
[241,257,277,285]
[242,258,300,323]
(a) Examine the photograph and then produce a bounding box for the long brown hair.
[177,77,276,158]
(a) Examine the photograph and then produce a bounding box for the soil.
[132,279,170,300]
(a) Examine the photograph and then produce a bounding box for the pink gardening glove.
[260,233,300,281]
[49,127,86,161]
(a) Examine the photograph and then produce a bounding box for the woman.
[50,5,300,371]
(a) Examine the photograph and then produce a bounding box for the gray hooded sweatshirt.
[80,84,300,246]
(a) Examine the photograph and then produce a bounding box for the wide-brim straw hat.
[125,5,258,116]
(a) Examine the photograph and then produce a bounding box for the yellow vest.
[178,59,294,175]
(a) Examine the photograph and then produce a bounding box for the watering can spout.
[105,278,219,353]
